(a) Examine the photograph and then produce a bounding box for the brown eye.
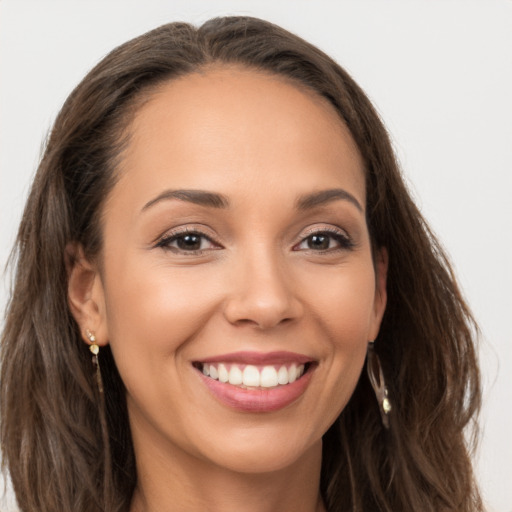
[156,231,218,253]
[294,230,354,252]
[176,234,202,251]
[307,234,331,250]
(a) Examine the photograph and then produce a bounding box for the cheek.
[297,261,376,413]
[102,256,226,383]
[300,259,377,344]
[101,259,225,427]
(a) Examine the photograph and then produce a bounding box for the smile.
[193,351,316,412]
[200,362,307,388]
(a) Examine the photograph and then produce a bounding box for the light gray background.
[1,1,511,511]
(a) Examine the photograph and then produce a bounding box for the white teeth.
[260,366,278,388]
[201,362,308,388]
[218,363,229,383]
[243,365,260,387]
[288,363,297,383]
[277,365,289,385]
[228,365,243,385]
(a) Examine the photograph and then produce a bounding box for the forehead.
[113,66,365,211]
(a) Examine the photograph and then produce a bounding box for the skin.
[68,67,387,512]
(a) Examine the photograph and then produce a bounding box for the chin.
[195,426,322,475]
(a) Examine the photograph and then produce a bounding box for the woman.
[0,16,483,512]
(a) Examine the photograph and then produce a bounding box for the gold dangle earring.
[367,341,391,429]
[86,329,104,394]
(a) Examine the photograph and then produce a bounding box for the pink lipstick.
[194,351,316,413]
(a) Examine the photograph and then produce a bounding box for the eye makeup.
[153,223,356,257]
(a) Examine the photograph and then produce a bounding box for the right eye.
[156,230,219,254]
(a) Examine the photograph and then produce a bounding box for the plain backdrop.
[1,1,511,511]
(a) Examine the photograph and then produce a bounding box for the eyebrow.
[141,187,363,214]
[142,189,230,211]
[296,188,363,212]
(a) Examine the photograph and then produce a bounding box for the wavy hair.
[1,16,482,512]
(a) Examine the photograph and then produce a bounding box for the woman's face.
[89,67,387,474]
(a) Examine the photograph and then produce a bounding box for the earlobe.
[66,243,109,346]
[370,247,388,340]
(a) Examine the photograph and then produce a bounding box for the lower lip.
[198,368,314,413]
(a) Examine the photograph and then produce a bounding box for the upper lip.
[195,351,314,365]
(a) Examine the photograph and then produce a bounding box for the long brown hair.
[1,16,483,512]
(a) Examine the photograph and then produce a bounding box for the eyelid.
[154,225,222,252]
[299,224,349,238]
[152,223,215,243]
[151,223,354,254]
[293,224,355,251]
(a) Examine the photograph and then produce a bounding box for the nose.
[223,247,303,330]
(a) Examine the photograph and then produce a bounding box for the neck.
[129,434,325,512]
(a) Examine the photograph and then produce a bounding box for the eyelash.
[155,226,354,255]
[293,227,355,253]
[155,228,219,254]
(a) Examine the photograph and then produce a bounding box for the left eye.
[295,232,349,251]
[157,232,217,252]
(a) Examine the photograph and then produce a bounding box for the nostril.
[232,315,295,330]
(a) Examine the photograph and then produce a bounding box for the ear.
[369,247,388,341]
[66,243,109,347]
